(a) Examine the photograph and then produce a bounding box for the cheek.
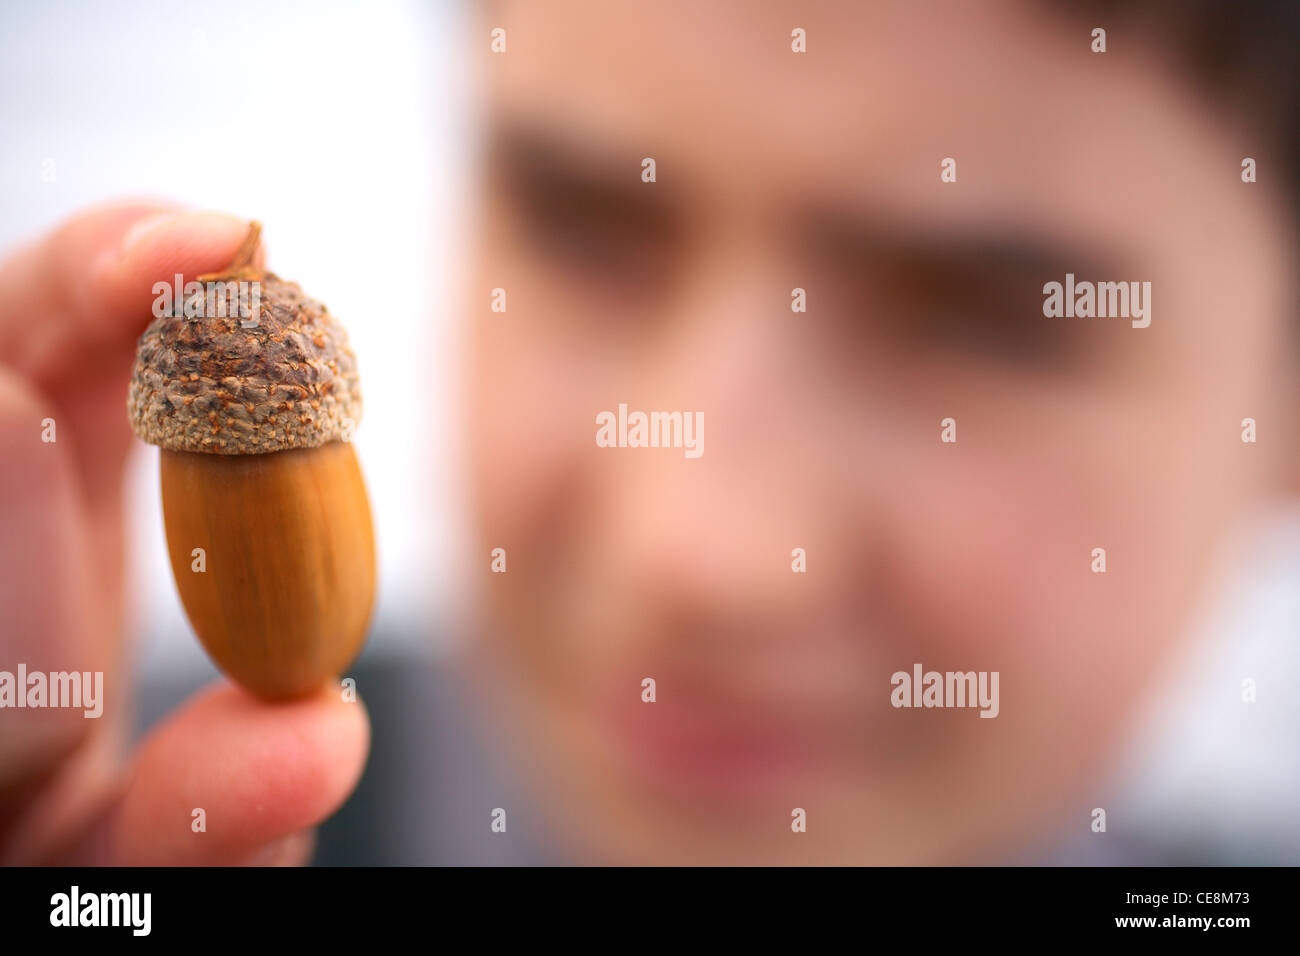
[466,314,618,574]
[469,347,572,545]
[892,446,1183,652]
[466,240,573,543]
[885,460,1081,659]
[872,399,1240,812]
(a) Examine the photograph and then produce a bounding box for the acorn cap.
[127,224,363,455]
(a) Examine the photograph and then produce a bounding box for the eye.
[821,251,1070,369]
[514,186,643,272]
[491,156,683,297]
[799,216,1090,369]
[884,268,1067,363]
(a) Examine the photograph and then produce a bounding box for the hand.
[0,203,370,864]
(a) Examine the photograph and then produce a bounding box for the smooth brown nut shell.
[160,441,375,700]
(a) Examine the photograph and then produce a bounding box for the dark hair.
[1062,0,1300,224]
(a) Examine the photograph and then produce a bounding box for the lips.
[594,683,851,804]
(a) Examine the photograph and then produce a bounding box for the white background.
[1,0,479,676]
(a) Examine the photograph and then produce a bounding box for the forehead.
[486,0,1248,253]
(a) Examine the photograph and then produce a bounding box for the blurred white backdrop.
[0,0,479,676]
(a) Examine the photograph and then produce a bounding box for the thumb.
[49,681,369,866]
[0,202,264,391]
[0,203,265,506]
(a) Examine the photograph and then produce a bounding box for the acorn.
[127,223,375,700]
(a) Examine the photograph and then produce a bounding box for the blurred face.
[465,0,1297,863]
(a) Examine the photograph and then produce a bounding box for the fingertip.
[244,829,318,867]
[94,210,266,323]
[0,202,270,386]
[117,209,265,271]
[114,679,370,866]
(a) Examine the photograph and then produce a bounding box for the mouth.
[595,687,846,804]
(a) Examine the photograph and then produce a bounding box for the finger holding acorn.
[127,222,376,701]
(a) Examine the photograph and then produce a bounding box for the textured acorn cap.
[127,225,362,455]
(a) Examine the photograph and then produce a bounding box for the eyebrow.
[797,210,1125,286]
[484,118,687,224]
[485,117,1128,282]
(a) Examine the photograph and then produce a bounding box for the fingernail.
[248,831,316,866]
[118,212,180,256]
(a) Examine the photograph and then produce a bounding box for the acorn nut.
[127,223,375,700]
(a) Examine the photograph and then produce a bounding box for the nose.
[588,247,864,660]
